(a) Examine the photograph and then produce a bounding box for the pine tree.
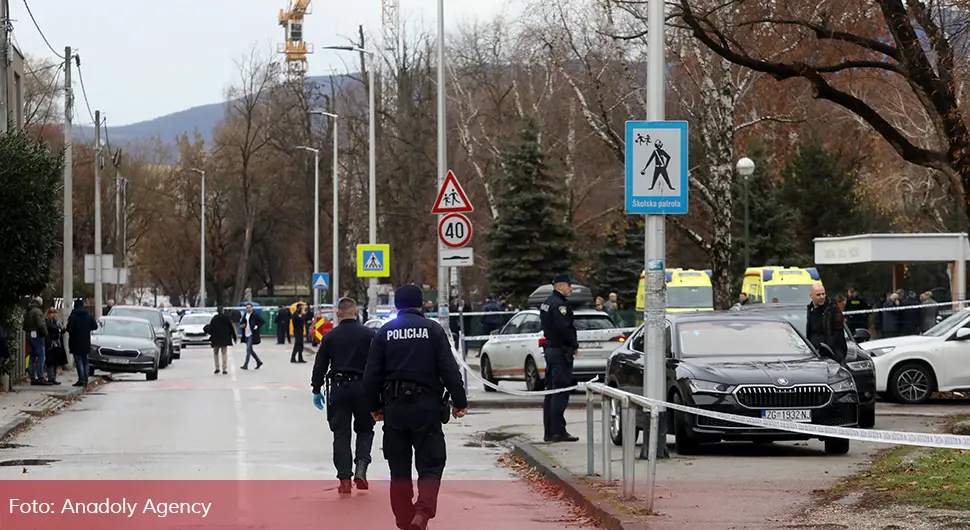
[589,215,644,309]
[486,121,574,304]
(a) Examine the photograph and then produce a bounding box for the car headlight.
[867,346,894,357]
[830,378,856,392]
[139,347,156,355]
[689,380,735,393]
[846,359,874,372]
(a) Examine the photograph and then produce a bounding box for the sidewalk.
[0,370,104,441]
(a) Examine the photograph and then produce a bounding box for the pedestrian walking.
[311,297,377,494]
[65,299,98,387]
[540,274,580,443]
[275,306,289,344]
[24,297,49,385]
[239,303,264,370]
[806,284,848,364]
[44,308,67,385]
[205,307,236,374]
[363,284,468,530]
[291,304,308,363]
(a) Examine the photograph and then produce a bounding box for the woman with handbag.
[44,308,68,385]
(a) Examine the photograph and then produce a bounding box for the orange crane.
[278,0,314,78]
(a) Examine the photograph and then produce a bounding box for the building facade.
[1,0,26,132]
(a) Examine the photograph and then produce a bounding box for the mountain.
[75,74,349,147]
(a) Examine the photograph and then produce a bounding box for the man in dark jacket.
[275,306,289,344]
[239,303,264,370]
[290,304,308,363]
[66,298,98,387]
[844,288,870,333]
[205,308,237,374]
[806,284,848,364]
[24,297,49,385]
[880,293,899,338]
[898,290,922,336]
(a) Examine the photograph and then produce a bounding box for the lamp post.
[736,157,755,270]
[309,110,340,306]
[323,45,377,317]
[189,168,206,307]
[296,146,321,313]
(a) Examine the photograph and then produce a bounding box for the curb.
[469,399,599,410]
[0,377,108,441]
[489,427,648,530]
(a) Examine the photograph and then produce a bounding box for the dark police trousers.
[382,383,447,529]
[542,348,573,437]
[291,336,305,362]
[327,376,375,480]
[276,325,286,344]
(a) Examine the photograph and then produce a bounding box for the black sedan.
[89,317,161,380]
[108,306,174,368]
[605,313,859,455]
[735,303,876,428]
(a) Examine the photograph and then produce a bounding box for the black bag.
[441,391,451,425]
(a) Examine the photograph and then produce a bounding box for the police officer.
[845,287,871,334]
[363,284,468,530]
[540,274,579,443]
[311,297,377,494]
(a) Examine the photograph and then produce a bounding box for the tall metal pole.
[744,177,750,269]
[0,0,9,134]
[332,118,340,305]
[367,54,378,318]
[313,149,321,314]
[62,46,73,324]
[200,171,206,307]
[94,111,103,320]
[114,167,123,292]
[642,0,669,460]
[435,0,449,330]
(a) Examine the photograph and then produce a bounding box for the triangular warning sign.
[364,252,383,270]
[313,275,328,288]
[432,170,474,214]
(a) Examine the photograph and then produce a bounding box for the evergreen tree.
[589,215,644,309]
[486,121,574,304]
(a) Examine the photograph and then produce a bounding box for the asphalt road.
[0,343,600,530]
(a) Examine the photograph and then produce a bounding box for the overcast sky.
[9,0,520,126]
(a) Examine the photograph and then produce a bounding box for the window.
[109,308,162,327]
[664,323,672,357]
[631,330,644,353]
[99,320,154,340]
[519,314,541,334]
[667,286,713,309]
[677,320,814,358]
[764,285,814,304]
[923,309,970,338]
[180,315,213,326]
[501,315,526,335]
[574,315,617,330]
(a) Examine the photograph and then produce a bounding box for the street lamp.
[309,110,340,307]
[736,157,756,270]
[188,168,206,307]
[296,146,321,314]
[322,44,378,317]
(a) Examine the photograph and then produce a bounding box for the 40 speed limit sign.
[438,213,472,248]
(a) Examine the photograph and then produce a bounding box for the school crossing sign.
[356,244,390,278]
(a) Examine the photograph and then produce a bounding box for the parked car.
[179,312,216,346]
[107,306,174,368]
[478,309,626,392]
[162,312,182,359]
[89,316,161,380]
[364,318,391,331]
[605,313,860,455]
[862,307,970,404]
[734,303,876,428]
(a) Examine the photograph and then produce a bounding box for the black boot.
[354,461,369,490]
[409,513,429,530]
[337,480,352,494]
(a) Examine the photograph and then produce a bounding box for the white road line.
[229,346,247,481]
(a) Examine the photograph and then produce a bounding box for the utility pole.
[94,111,103,320]
[435,0,449,331]
[0,0,9,134]
[114,154,123,300]
[61,47,73,324]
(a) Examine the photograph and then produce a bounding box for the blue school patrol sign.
[624,120,689,215]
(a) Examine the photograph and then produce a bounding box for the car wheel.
[889,362,935,404]
[525,357,544,392]
[859,403,876,428]
[146,370,158,381]
[609,394,623,446]
[173,348,181,360]
[480,355,498,393]
[824,437,850,455]
[672,393,700,455]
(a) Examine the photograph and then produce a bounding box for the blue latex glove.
[313,393,325,410]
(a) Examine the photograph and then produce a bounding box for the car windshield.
[180,315,213,326]
[667,286,713,309]
[922,309,970,338]
[575,315,617,330]
[764,284,814,304]
[99,320,153,339]
[110,308,162,326]
[751,309,856,343]
[677,320,814,358]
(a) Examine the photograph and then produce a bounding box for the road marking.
[228,347,247,481]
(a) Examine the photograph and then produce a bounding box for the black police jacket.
[311,318,376,393]
[539,291,579,350]
[362,308,469,412]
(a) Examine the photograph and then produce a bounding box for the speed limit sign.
[438,214,472,248]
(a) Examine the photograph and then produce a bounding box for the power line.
[34,62,64,136]
[21,0,63,59]
[73,54,96,130]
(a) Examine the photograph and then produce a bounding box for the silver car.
[179,312,217,346]
[89,317,161,381]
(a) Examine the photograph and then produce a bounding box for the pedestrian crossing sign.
[356,244,390,278]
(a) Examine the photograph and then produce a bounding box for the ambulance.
[636,268,714,313]
[740,266,822,304]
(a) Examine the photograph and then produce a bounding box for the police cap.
[552,274,572,285]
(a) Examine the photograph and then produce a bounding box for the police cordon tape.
[449,345,970,450]
[462,327,639,343]
[842,299,969,316]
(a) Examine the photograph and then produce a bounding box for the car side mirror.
[955,328,970,340]
[853,328,871,343]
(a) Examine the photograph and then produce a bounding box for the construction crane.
[278,0,314,79]
[381,0,400,114]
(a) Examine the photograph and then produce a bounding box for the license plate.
[581,342,602,349]
[762,409,811,422]
[107,358,130,365]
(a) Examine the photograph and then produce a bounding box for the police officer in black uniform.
[540,274,580,443]
[363,284,468,530]
[311,297,377,494]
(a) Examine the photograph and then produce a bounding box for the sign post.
[432,170,474,393]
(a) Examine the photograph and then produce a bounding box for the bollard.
[621,398,636,499]
[601,393,612,481]
[645,404,659,513]
[586,388,595,476]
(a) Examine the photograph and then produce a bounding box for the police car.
[478,307,626,392]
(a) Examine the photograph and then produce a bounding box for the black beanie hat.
[395,284,423,310]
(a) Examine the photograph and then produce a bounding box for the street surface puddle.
[0,443,28,449]
[0,459,58,466]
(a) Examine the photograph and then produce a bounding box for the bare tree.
[21,55,63,132]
